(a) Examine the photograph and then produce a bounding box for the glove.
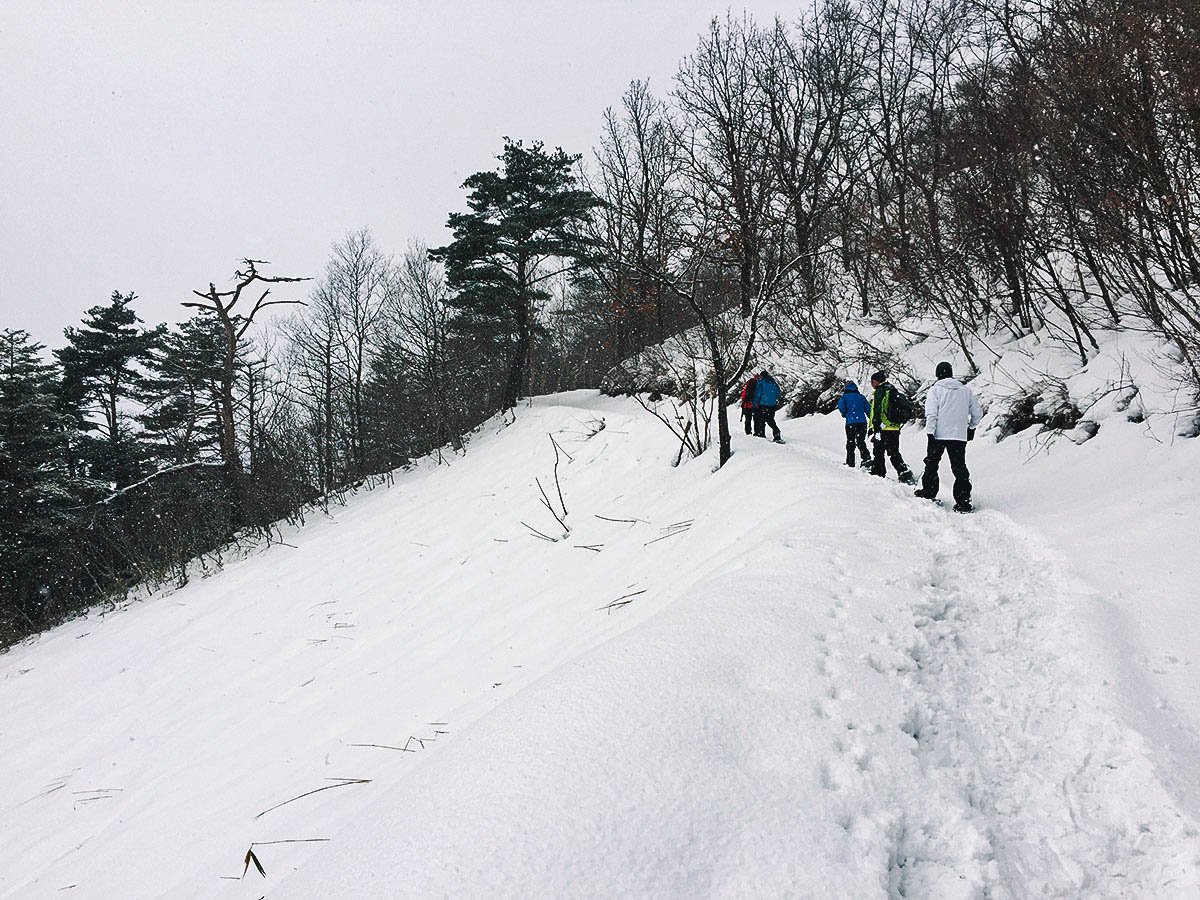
[967,428,976,441]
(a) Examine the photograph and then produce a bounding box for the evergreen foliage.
[137,315,224,467]
[0,330,91,640]
[431,139,601,408]
[56,291,163,486]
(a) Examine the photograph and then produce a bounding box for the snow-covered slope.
[767,320,1200,811]
[2,392,1198,897]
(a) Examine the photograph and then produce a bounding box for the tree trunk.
[505,258,532,409]
[702,323,732,467]
[218,378,240,474]
[715,396,732,466]
[505,311,530,410]
[323,346,334,492]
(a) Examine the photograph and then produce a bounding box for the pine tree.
[56,291,163,486]
[431,139,600,408]
[0,329,86,641]
[137,315,225,467]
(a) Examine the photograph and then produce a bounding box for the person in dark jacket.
[914,361,983,512]
[868,371,915,484]
[753,370,784,443]
[739,374,759,435]
[836,381,873,468]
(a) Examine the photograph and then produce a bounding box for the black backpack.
[888,388,915,424]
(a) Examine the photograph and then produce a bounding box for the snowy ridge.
[3,393,1198,897]
[284,431,1200,898]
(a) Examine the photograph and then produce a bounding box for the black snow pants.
[754,406,781,440]
[870,430,913,480]
[741,406,754,434]
[845,423,871,466]
[920,436,971,504]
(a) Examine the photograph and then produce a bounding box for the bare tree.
[379,242,461,455]
[327,230,391,477]
[757,3,868,339]
[675,15,779,319]
[586,80,689,352]
[183,260,308,481]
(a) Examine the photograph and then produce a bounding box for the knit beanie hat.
[870,371,886,384]
[935,361,953,379]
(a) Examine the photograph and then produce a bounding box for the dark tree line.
[1,140,606,646]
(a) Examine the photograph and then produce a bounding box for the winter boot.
[860,456,873,468]
[913,488,936,500]
[773,436,784,444]
[898,468,916,485]
[953,500,973,513]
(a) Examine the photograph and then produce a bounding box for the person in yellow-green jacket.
[868,371,916,484]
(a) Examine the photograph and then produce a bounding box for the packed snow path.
[2,393,1197,897]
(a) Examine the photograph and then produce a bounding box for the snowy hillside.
[3,391,1199,897]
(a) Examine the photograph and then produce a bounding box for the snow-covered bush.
[600,352,679,398]
[992,380,1083,440]
[783,370,842,418]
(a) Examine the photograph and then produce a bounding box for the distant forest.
[3,0,1197,645]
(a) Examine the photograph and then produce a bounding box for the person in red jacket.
[739,374,759,435]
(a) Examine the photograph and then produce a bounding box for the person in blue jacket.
[836,381,873,468]
[753,370,784,443]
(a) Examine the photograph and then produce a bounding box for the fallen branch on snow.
[254,777,371,820]
[598,589,647,613]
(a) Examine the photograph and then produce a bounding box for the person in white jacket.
[914,361,983,512]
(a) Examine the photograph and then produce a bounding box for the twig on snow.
[549,431,574,462]
[521,521,558,542]
[644,525,692,546]
[598,589,647,613]
[254,778,371,820]
[536,478,570,536]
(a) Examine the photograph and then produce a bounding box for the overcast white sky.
[1,1,788,347]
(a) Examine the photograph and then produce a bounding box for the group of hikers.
[740,362,983,513]
[738,370,785,443]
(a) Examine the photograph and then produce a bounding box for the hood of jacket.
[934,376,964,392]
[844,381,859,393]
